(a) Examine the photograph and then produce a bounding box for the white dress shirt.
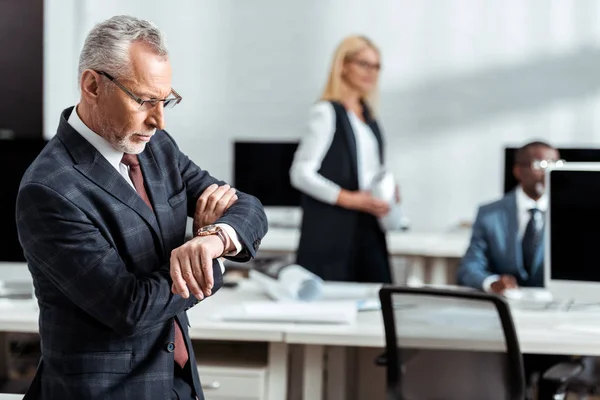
[289,101,382,204]
[67,106,241,271]
[483,185,548,292]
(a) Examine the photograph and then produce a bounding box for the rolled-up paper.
[249,264,324,301]
[370,169,405,231]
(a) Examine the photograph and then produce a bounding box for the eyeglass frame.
[518,158,566,171]
[94,70,182,110]
[345,58,382,72]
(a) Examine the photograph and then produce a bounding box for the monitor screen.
[503,147,600,193]
[548,168,600,282]
[0,138,47,261]
[233,141,301,207]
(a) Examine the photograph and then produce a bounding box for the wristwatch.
[196,224,228,255]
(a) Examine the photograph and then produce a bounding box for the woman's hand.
[337,189,390,217]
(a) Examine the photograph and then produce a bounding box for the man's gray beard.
[97,114,148,154]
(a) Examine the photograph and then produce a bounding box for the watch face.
[198,224,218,235]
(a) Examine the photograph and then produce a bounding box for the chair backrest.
[379,285,525,400]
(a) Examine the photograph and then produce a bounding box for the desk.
[287,302,600,400]
[0,263,290,400]
[0,394,22,400]
[4,267,600,400]
[260,228,470,285]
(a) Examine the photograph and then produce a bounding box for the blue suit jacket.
[16,107,268,400]
[457,190,544,290]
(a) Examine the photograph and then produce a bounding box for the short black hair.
[514,140,555,165]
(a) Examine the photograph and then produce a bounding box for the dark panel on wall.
[0,0,44,139]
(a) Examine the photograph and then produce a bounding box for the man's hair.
[514,140,555,165]
[78,15,168,84]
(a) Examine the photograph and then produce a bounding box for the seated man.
[458,141,559,292]
[458,140,566,399]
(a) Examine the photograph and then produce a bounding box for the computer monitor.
[0,138,48,261]
[233,141,301,206]
[233,141,302,227]
[544,162,600,303]
[503,147,600,193]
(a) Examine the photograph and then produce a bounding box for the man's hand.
[170,235,225,300]
[193,184,237,234]
[490,275,518,294]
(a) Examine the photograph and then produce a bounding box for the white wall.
[44,0,600,231]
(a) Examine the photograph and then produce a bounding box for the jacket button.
[166,342,175,352]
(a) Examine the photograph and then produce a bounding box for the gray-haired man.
[16,15,267,399]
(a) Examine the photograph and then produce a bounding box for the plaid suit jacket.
[16,107,268,399]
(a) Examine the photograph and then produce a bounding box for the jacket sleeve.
[165,133,268,261]
[457,207,493,290]
[16,182,222,337]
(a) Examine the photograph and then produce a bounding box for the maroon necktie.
[121,153,189,368]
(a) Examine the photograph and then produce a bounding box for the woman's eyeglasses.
[347,59,381,72]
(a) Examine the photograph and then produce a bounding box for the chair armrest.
[542,361,584,383]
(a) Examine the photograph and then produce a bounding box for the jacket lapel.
[138,146,169,257]
[57,108,163,249]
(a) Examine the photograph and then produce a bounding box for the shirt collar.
[67,105,124,171]
[515,185,548,213]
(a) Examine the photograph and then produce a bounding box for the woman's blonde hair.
[320,35,380,110]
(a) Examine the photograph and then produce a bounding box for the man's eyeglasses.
[531,159,565,171]
[95,70,182,111]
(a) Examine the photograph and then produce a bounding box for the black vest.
[296,100,386,281]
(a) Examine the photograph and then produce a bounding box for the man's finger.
[197,184,219,212]
[226,195,238,209]
[214,188,237,216]
[205,185,230,211]
[170,254,189,298]
[180,253,203,300]
[199,247,214,297]
[191,251,207,300]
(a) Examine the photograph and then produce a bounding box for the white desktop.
[264,206,302,229]
[544,162,600,304]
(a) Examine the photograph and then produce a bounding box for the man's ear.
[80,70,101,105]
[513,165,522,181]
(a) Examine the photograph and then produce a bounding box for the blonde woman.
[290,35,395,283]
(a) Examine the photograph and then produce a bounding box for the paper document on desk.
[249,264,323,301]
[216,300,357,324]
[249,264,381,306]
[320,281,381,300]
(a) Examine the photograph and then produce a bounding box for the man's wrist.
[215,224,241,256]
[196,225,228,256]
[482,274,500,293]
[193,234,226,258]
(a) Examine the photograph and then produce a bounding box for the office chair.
[379,285,526,400]
[542,356,599,399]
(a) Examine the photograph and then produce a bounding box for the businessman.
[457,141,560,292]
[457,141,565,399]
[16,15,267,400]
